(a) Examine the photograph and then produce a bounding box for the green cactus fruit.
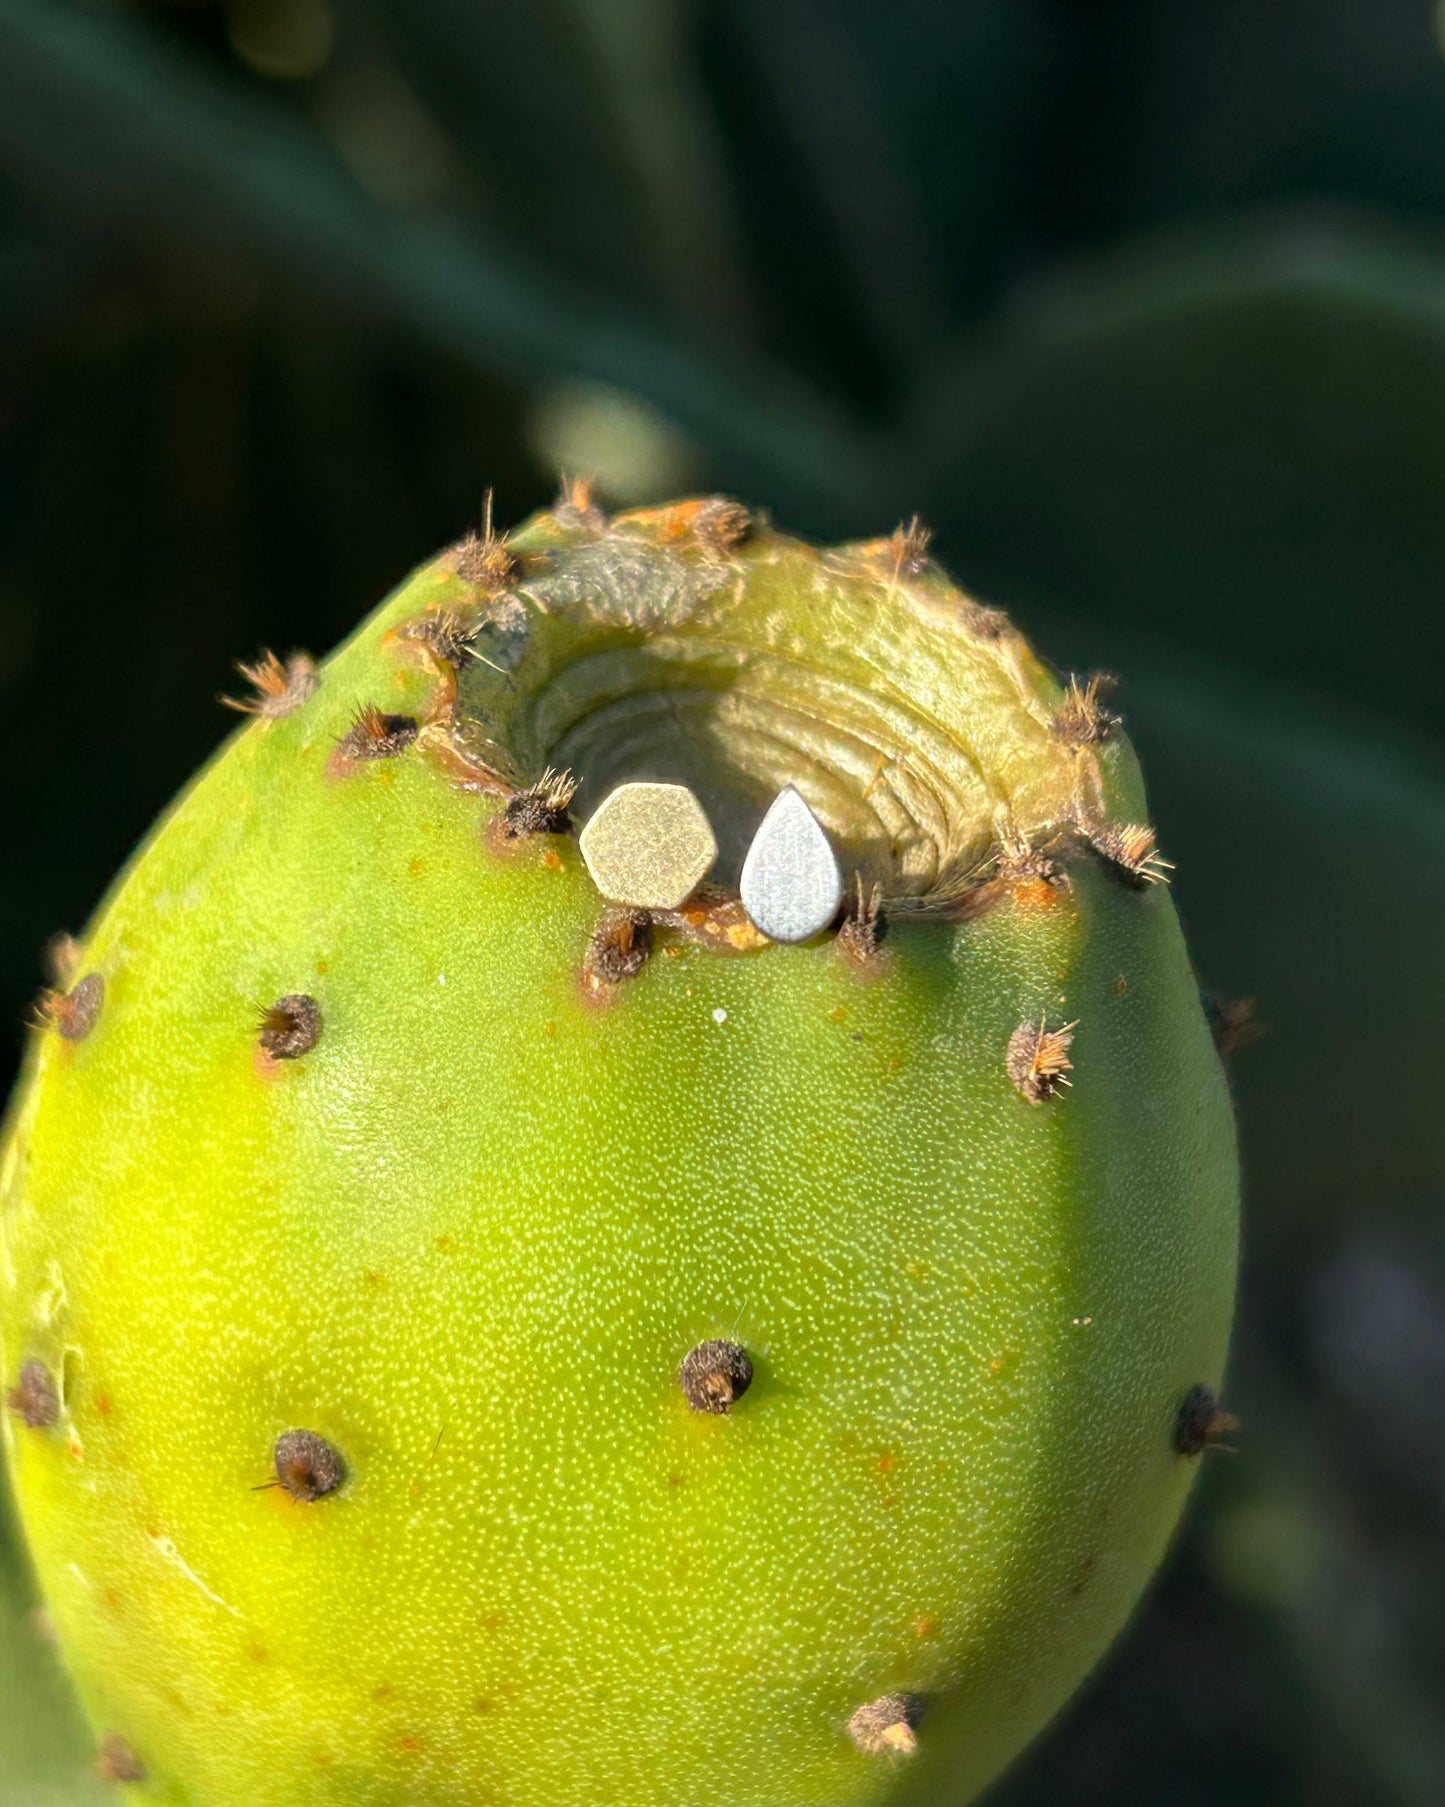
[0,493,1238,1806]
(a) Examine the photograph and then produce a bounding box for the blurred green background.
[2,0,1444,1801]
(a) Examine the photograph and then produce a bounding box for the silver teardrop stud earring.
[740,784,843,943]
[577,781,719,910]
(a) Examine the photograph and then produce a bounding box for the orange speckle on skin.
[1113,974,1128,995]
[542,848,563,872]
[363,1270,388,1292]
[313,1752,333,1769]
[543,1020,557,1036]
[95,1395,113,1417]
[249,1647,270,1664]
[473,1698,494,1714]
[315,959,329,975]
[664,945,684,958]
[827,1004,847,1023]
[875,1453,897,1474]
[914,1616,939,1639]
[888,1055,904,1070]
[1012,877,1059,911]
[408,856,425,876]
[435,1234,454,1252]
[372,1684,395,1702]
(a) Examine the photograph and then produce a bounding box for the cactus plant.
[0,491,1237,1806]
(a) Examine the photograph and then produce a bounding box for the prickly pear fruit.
[0,493,1237,1806]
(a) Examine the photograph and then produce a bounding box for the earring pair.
[578,781,842,943]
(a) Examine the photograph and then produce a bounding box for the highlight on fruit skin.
[0,490,1239,1807]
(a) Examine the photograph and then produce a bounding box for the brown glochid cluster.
[1052,673,1120,744]
[273,1429,346,1501]
[1006,1015,1077,1104]
[257,994,323,1061]
[1173,1383,1239,1457]
[96,1732,147,1784]
[1090,822,1173,887]
[553,474,607,534]
[678,1339,754,1415]
[835,874,888,965]
[502,767,578,839]
[335,705,420,763]
[847,1691,926,1756]
[8,1358,60,1430]
[221,649,319,720]
[886,515,932,579]
[583,908,655,988]
[453,495,517,590]
[37,972,105,1043]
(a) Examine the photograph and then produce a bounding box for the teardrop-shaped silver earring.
[740,784,842,943]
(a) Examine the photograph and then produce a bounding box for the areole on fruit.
[0,488,1238,1807]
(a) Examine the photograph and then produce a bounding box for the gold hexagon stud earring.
[578,782,719,911]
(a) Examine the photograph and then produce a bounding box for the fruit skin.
[0,497,1237,1806]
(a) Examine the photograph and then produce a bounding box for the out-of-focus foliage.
[1,1,1443,1801]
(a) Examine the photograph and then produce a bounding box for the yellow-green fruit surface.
[0,500,1237,1806]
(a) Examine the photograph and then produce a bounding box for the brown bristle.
[1203,993,1265,1057]
[583,907,655,990]
[221,649,319,719]
[95,1732,147,1784]
[1006,1014,1078,1104]
[993,824,1062,887]
[678,1339,753,1415]
[8,1359,59,1431]
[836,872,888,964]
[1174,1383,1240,1457]
[36,972,104,1042]
[273,1428,345,1501]
[335,704,420,762]
[1090,823,1174,886]
[1053,673,1121,744]
[501,766,578,839]
[257,994,322,1061]
[847,1692,926,1756]
[399,609,479,671]
[453,492,516,589]
[554,473,607,533]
